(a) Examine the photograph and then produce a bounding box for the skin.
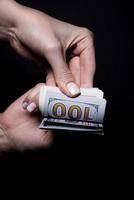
[0,84,53,152]
[0,0,96,151]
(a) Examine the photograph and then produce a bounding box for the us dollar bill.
[39,86,106,134]
[39,118,104,134]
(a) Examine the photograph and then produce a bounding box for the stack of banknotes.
[39,86,106,135]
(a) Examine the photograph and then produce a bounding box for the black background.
[0,0,132,163]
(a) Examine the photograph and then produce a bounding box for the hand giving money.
[39,86,106,134]
[22,84,106,134]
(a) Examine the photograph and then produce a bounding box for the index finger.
[80,37,96,87]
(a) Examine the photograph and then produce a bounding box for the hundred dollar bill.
[39,118,103,133]
[39,86,106,134]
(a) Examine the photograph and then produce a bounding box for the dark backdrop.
[0,0,132,163]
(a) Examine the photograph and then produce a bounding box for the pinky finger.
[22,83,45,113]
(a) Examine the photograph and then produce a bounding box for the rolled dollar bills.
[39,86,106,134]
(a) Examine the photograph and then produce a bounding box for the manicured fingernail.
[22,102,28,109]
[27,102,37,113]
[67,82,80,96]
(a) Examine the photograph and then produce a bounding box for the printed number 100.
[51,102,90,121]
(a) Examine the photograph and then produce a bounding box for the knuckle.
[81,63,88,70]
[34,83,45,89]
[81,27,94,40]
[45,42,61,53]
[24,95,32,103]
[56,69,73,83]
[88,30,94,39]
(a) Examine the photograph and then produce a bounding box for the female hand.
[8,1,96,96]
[0,83,52,152]
[0,0,96,112]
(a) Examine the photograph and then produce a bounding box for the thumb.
[45,47,80,97]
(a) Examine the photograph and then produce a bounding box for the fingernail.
[67,82,80,96]
[22,102,28,109]
[27,102,37,113]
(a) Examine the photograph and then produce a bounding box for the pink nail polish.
[22,102,28,109]
[27,102,37,113]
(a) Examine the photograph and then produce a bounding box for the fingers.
[22,83,45,113]
[45,45,80,97]
[80,33,96,88]
[22,71,56,113]
[80,47,96,87]
[69,56,81,87]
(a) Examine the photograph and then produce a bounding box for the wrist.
[0,0,20,41]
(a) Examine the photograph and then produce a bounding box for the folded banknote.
[39,86,106,134]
